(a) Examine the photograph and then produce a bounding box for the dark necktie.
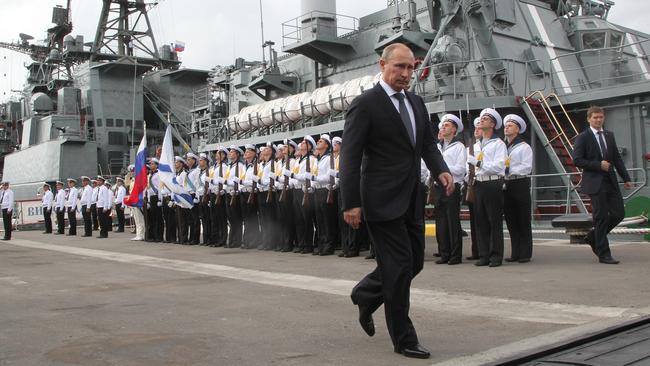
[597,131,608,159]
[393,93,415,146]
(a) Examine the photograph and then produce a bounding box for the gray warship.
[1,0,649,225]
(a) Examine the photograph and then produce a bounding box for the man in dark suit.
[573,106,632,264]
[340,43,453,359]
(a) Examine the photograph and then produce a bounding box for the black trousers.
[2,208,12,239]
[435,183,463,261]
[586,178,624,259]
[162,197,177,243]
[299,191,316,252]
[277,189,295,251]
[467,202,479,258]
[291,189,306,251]
[43,208,52,233]
[210,193,228,246]
[67,207,77,235]
[226,193,243,247]
[241,192,261,249]
[189,194,200,244]
[351,185,424,350]
[98,207,108,237]
[474,179,504,264]
[176,207,190,244]
[147,196,163,242]
[199,197,211,245]
[56,208,65,234]
[115,205,125,232]
[81,205,92,236]
[91,203,99,230]
[259,191,279,250]
[314,188,337,254]
[504,178,533,260]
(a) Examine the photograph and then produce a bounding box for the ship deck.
[1,231,649,365]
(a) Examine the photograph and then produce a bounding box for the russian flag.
[174,41,185,52]
[124,133,147,207]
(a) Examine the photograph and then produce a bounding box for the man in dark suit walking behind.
[340,43,453,359]
[573,106,632,264]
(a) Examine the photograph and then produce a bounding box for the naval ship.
[1,0,649,231]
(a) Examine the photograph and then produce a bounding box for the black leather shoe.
[433,252,441,257]
[505,257,519,262]
[447,258,462,265]
[489,262,502,267]
[338,252,346,257]
[435,258,449,264]
[351,296,375,337]
[345,252,359,258]
[397,344,431,359]
[475,259,489,266]
[599,256,620,264]
[584,230,594,245]
[466,255,480,260]
[364,254,375,260]
[518,258,531,263]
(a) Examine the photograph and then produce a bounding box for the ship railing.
[281,11,359,48]
[529,167,647,222]
[548,37,650,96]
[412,57,537,99]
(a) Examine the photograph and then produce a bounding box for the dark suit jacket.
[340,83,449,222]
[573,128,630,195]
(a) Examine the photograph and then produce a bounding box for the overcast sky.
[1,0,649,100]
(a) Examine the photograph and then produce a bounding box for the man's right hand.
[344,207,362,229]
[601,160,611,172]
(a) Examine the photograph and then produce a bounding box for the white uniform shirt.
[55,189,66,211]
[506,138,533,176]
[314,153,332,188]
[148,171,163,201]
[209,162,227,194]
[115,185,126,206]
[297,155,317,190]
[420,158,430,184]
[42,190,53,210]
[107,188,115,209]
[66,186,78,209]
[473,137,507,177]
[1,188,14,210]
[96,185,110,209]
[185,167,200,194]
[438,139,467,184]
[258,160,272,192]
[91,186,99,204]
[241,161,259,193]
[224,161,246,194]
[80,185,93,207]
[198,168,211,197]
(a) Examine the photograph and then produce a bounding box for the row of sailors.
[39,176,128,238]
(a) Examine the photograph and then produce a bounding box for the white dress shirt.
[91,186,99,204]
[42,190,53,210]
[66,186,78,209]
[55,190,66,211]
[379,78,416,141]
[96,185,109,209]
[115,186,126,206]
[80,185,93,207]
[1,188,14,210]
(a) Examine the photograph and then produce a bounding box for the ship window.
[96,119,102,127]
[116,119,123,127]
[609,32,623,48]
[582,32,606,49]
[108,131,125,145]
[106,118,114,127]
[125,119,132,127]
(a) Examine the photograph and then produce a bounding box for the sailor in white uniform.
[41,183,54,234]
[65,178,79,236]
[79,176,94,237]
[503,114,534,263]
[54,181,66,234]
[1,181,15,240]
[114,177,127,232]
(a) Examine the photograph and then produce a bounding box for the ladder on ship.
[143,85,193,152]
[519,91,589,214]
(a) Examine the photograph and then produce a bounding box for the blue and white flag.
[158,126,193,208]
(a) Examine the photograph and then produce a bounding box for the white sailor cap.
[285,139,298,149]
[332,136,342,145]
[244,144,257,153]
[229,145,243,155]
[276,144,286,151]
[440,114,464,134]
[96,175,105,181]
[319,134,332,146]
[473,117,481,128]
[303,135,316,150]
[185,152,198,161]
[174,156,187,165]
[266,142,277,153]
[0,181,8,185]
[43,182,51,188]
[149,158,159,165]
[217,146,229,155]
[104,181,112,187]
[56,180,64,185]
[80,175,90,181]
[504,114,527,134]
[199,152,209,161]
[480,108,503,129]
[116,177,124,183]
[67,178,77,183]
[127,164,135,171]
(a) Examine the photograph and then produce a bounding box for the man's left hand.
[623,181,633,189]
[438,172,454,196]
